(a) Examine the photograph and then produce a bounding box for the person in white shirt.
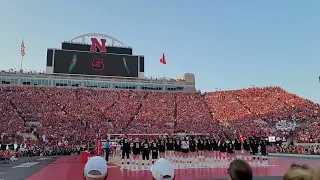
[180,137,191,166]
[181,137,190,154]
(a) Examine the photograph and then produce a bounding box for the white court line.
[12,162,39,168]
[120,164,279,171]
[108,166,118,168]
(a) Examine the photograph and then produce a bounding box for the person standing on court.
[120,135,131,166]
[105,140,110,162]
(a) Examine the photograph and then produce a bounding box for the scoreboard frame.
[46,48,144,78]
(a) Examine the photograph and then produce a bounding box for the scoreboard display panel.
[52,49,139,77]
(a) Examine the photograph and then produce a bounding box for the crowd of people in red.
[205,86,320,143]
[0,86,319,149]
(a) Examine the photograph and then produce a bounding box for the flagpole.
[162,66,164,78]
[20,39,24,72]
[20,56,24,71]
[160,52,166,79]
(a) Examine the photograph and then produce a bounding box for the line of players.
[118,135,269,168]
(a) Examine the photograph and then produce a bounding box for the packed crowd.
[0,85,319,151]
[205,87,320,142]
[267,143,320,155]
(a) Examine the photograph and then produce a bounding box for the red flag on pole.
[21,40,25,57]
[160,53,166,64]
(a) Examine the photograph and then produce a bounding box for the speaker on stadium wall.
[139,56,144,72]
[47,49,53,66]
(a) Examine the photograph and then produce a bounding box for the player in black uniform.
[226,139,234,160]
[260,139,268,164]
[242,138,251,161]
[151,139,159,164]
[205,137,212,157]
[203,137,208,156]
[243,138,251,153]
[142,139,150,166]
[158,136,166,158]
[189,136,197,155]
[120,136,131,166]
[132,138,141,168]
[219,139,227,161]
[234,138,242,158]
[187,136,197,166]
[250,137,259,163]
[166,136,174,157]
[212,138,219,159]
[174,137,181,157]
[197,137,205,157]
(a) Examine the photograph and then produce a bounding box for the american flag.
[21,40,25,57]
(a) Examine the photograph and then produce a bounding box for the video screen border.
[48,48,143,78]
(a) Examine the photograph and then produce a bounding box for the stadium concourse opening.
[0,33,319,180]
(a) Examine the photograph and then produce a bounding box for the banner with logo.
[96,139,102,156]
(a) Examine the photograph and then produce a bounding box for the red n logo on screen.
[92,58,104,71]
[90,38,107,53]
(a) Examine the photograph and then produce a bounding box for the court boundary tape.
[116,164,279,171]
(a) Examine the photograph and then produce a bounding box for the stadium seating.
[128,92,175,134]
[0,86,319,147]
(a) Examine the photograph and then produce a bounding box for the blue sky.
[0,1,319,102]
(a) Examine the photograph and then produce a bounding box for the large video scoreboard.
[46,37,144,78]
[51,49,139,77]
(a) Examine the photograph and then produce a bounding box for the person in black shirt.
[234,138,241,158]
[174,137,181,157]
[132,137,141,167]
[219,139,227,161]
[189,137,197,154]
[120,136,130,165]
[243,138,251,156]
[142,139,150,166]
[212,138,219,159]
[151,139,159,164]
[226,139,234,160]
[260,139,268,164]
[205,137,212,157]
[197,137,205,157]
[250,137,259,162]
[166,136,174,157]
[158,136,166,158]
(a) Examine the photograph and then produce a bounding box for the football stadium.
[0,33,319,180]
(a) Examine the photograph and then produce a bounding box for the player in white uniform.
[181,137,190,167]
